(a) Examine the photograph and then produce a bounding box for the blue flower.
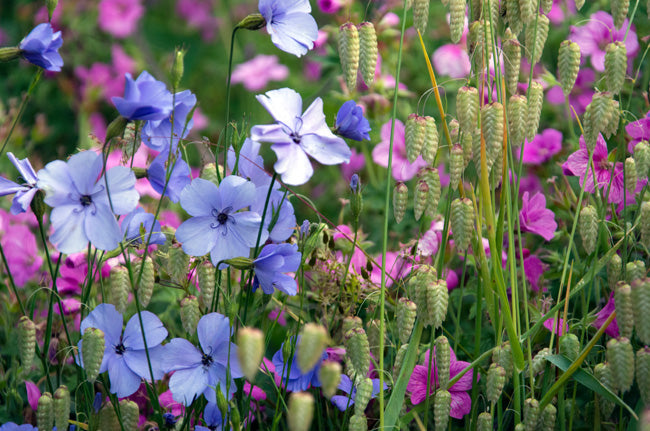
[349,173,360,192]
[121,207,166,246]
[335,101,371,141]
[142,90,196,152]
[253,243,301,295]
[77,304,168,398]
[19,23,63,72]
[227,138,271,188]
[0,423,37,431]
[195,402,224,431]
[37,151,139,254]
[251,88,351,185]
[331,374,385,411]
[252,188,296,243]
[0,152,39,214]
[111,71,173,121]
[161,313,243,406]
[258,0,318,57]
[272,336,326,392]
[175,176,267,269]
[147,151,191,203]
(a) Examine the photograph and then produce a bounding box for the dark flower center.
[201,352,214,367]
[210,207,234,231]
[80,195,93,206]
[217,212,229,224]
[115,343,126,355]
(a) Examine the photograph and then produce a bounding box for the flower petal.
[67,151,103,196]
[49,204,88,254]
[176,216,219,257]
[107,353,143,398]
[271,142,313,185]
[122,310,168,349]
[80,303,124,347]
[169,365,209,406]
[179,178,221,216]
[255,88,303,126]
[197,313,231,355]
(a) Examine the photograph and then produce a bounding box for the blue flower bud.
[335,101,371,141]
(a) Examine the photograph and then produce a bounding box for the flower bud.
[30,189,47,221]
[119,399,140,431]
[606,337,635,393]
[37,392,54,431]
[354,377,374,415]
[198,261,216,310]
[99,401,119,431]
[477,412,493,431]
[615,282,634,339]
[637,347,650,405]
[237,327,264,381]
[54,386,70,431]
[319,361,342,399]
[525,13,549,65]
[612,0,630,29]
[579,205,598,255]
[17,316,36,371]
[559,333,580,362]
[358,22,378,86]
[104,115,128,145]
[171,49,185,89]
[339,23,360,91]
[449,144,464,190]
[449,0,466,43]
[605,42,626,95]
[457,86,480,132]
[434,389,452,431]
[492,343,514,378]
[288,392,314,431]
[414,180,429,221]
[82,327,105,383]
[393,182,408,224]
[180,295,200,335]
[237,13,266,30]
[406,114,427,163]
[540,404,557,431]
[423,167,442,218]
[632,278,650,344]
[414,0,431,34]
[451,198,474,254]
[559,40,581,96]
[422,116,439,165]
[349,414,368,431]
[436,336,451,389]
[108,266,130,314]
[298,324,329,372]
[594,362,615,418]
[524,398,540,430]
[135,256,155,307]
[526,81,543,142]
[574,0,584,9]
[397,298,417,344]
[345,328,370,381]
[502,29,522,95]
[486,364,506,404]
[608,253,622,289]
[508,94,527,146]
[635,141,650,180]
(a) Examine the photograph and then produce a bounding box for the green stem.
[0,69,42,158]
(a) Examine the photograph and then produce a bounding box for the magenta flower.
[433,44,471,79]
[231,55,289,91]
[519,192,557,241]
[625,111,650,152]
[1,223,43,287]
[521,129,563,164]
[372,120,428,181]
[407,346,475,419]
[569,11,639,72]
[317,0,345,13]
[543,317,569,336]
[524,254,547,292]
[98,0,144,38]
[176,0,219,41]
[546,69,595,116]
[547,0,576,25]
[592,292,619,337]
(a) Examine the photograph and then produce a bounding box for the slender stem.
[0,69,42,159]
[221,26,240,176]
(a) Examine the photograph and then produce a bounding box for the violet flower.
[258,0,319,57]
[77,304,168,398]
[625,111,650,152]
[37,151,139,254]
[231,54,289,91]
[111,71,173,121]
[121,207,166,246]
[407,346,475,419]
[142,90,196,153]
[161,313,242,405]
[146,151,192,203]
[272,336,327,392]
[331,374,385,411]
[521,129,563,165]
[372,120,428,181]
[252,188,296,243]
[0,423,37,431]
[543,317,569,336]
[0,152,39,215]
[253,243,301,295]
[19,23,63,72]
[519,192,557,241]
[195,402,224,431]
[335,101,371,141]
[251,88,351,186]
[592,292,620,337]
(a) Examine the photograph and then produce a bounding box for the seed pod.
[53,386,70,431]
[298,324,329,373]
[605,42,627,94]
[526,81,543,141]
[345,327,371,381]
[490,142,504,188]
[640,201,650,249]
[135,256,155,307]
[428,279,449,329]
[540,404,557,431]
[397,298,417,344]
[343,316,363,334]
[200,163,221,186]
[482,102,504,171]
[606,337,635,393]
[492,343,514,378]
[168,244,189,286]
[559,334,580,361]
[461,130,474,168]
[526,13,549,65]
[422,116,439,165]
[505,0,523,35]
[413,265,438,325]
[393,182,408,224]
[518,0,534,23]
[608,253,622,289]
[17,316,36,371]
[82,327,105,383]
[37,392,54,431]
[486,364,507,404]
[108,266,130,314]
[625,158,637,194]
[627,261,646,283]
[414,0,431,34]
[524,398,540,430]
[508,94,527,146]
[423,167,442,218]
[457,86,480,132]
[119,399,140,431]
[198,261,216,310]
[637,347,650,405]
[354,377,374,415]
[349,414,368,431]
[482,0,499,27]
[477,412,493,431]
[615,282,634,339]
[579,205,598,255]
[558,40,581,96]
[634,141,650,180]
[531,347,551,376]
[514,424,526,431]
[451,198,474,253]
[540,0,553,13]
[406,114,427,163]
[319,361,342,399]
[434,390,452,431]
[436,336,451,389]
[584,92,615,151]
[288,392,314,431]
[574,0,584,9]
[632,278,650,344]
[468,20,493,75]
[502,30,522,95]
[366,319,383,359]
[339,23,360,91]
[180,295,200,335]
[358,22,378,86]
[450,0,467,43]
[393,344,409,376]
[449,144,464,190]
[612,0,630,29]
[414,180,429,221]
[594,363,615,418]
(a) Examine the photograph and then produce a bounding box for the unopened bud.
[319,361,342,399]
[237,13,266,30]
[288,392,314,431]
[171,49,185,89]
[105,115,128,145]
[339,23,360,91]
[298,324,328,372]
[82,327,105,383]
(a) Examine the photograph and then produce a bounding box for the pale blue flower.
[0,152,39,214]
[142,90,196,152]
[19,23,63,72]
[272,336,326,391]
[111,71,173,121]
[121,207,166,245]
[253,188,296,243]
[195,402,224,431]
[147,150,191,203]
[253,243,301,295]
[331,374,385,411]
[258,0,318,57]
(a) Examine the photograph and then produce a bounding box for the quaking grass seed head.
[339,23,360,91]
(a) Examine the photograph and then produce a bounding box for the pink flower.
[546,69,595,116]
[433,44,471,78]
[521,129,563,164]
[524,254,547,292]
[56,252,110,295]
[1,223,43,286]
[25,381,41,411]
[317,0,345,13]
[159,390,184,417]
[407,346,476,419]
[176,0,219,41]
[519,192,557,241]
[547,0,576,25]
[625,111,650,152]
[372,120,428,181]
[592,292,619,337]
[232,55,289,91]
[341,149,366,181]
[543,317,568,336]
[370,251,411,288]
[98,0,144,38]
[418,220,444,257]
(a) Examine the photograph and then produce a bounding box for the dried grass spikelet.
[525,13,549,65]
[461,130,474,168]
[559,333,580,361]
[583,92,616,151]
[451,198,474,253]
[339,23,360,91]
[428,279,449,329]
[393,182,408,224]
[540,404,557,431]
[413,0,431,35]
[508,94,527,146]
[136,255,155,307]
[436,336,451,389]
[319,361,342,399]
[406,114,427,163]
[82,327,105,383]
[422,116,439,165]
[413,180,430,222]
[607,337,635,393]
[288,392,315,431]
[450,0,467,43]
[345,327,370,381]
[482,0,499,28]
[492,343,514,378]
[349,414,368,431]
[594,363,616,418]
[505,0,523,35]
[540,0,553,13]
[524,398,540,430]
[237,327,264,381]
[615,282,634,339]
[366,319,383,359]
[612,0,630,29]
[17,316,36,371]
[449,144,465,190]
[412,265,438,326]
[605,42,627,95]
[397,298,417,344]
[354,378,374,415]
[477,412,493,431]
[108,265,130,314]
[636,347,650,405]
[434,389,452,431]
[526,81,543,141]
[530,347,551,376]
[627,261,646,283]
[634,141,650,180]
[640,201,650,249]
[481,102,504,172]
[457,86,480,132]
[558,40,581,96]
[502,29,522,95]
[578,205,598,255]
[180,295,200,335]
[119,399,140,431]
[486,364,507,404]
[358,22,377,87]
[632,278,650,345]
[468,20,493,75]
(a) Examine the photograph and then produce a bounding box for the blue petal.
[255,88,303,126]
[300,134,351,165]
[123,345,166,380]
[0,177,24,196]
[106,353,143,398]
[37,160,77,207]
[179,178,221,216]
[159,338,202,373]
[270,142,313,185]
[176,216,218,257]
[67,151,103,196]
[169,365,209,406]
[197,313,231,355]
[122,310,168,349]
[8,152,38,185]
[80,303,123,346]
[11,187,38,215]
[95,166,139,215]
[218,175,257,211]
[229,211,266,247]
[84,203,122,251]
[49,204,88,254]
